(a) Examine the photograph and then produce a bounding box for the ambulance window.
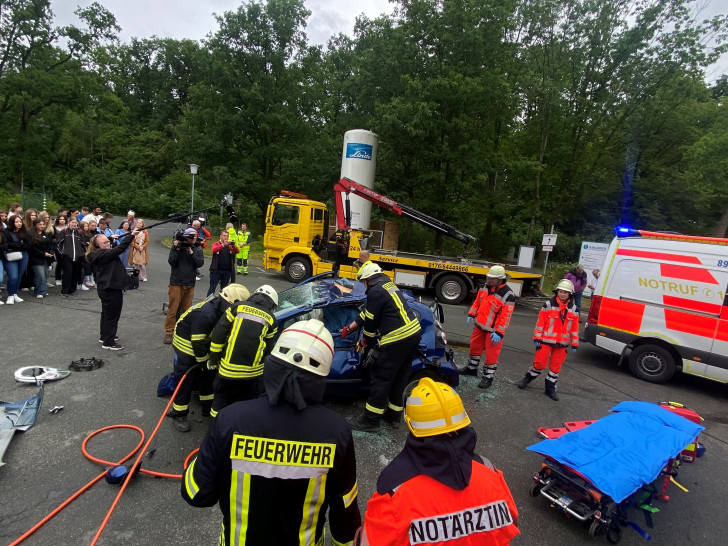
[272,205,299,226]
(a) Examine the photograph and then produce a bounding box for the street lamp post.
[189,164,199,216]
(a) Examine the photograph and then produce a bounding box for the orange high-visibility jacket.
[359,460,519,546]
[468,283,515,336]
[533,297,579,347]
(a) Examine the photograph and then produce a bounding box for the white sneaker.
[83,280,93,288]
[56,280,63,286]
[13,294,23,302]
[6,296,14,305]
[36,295,44,299]
[80,284,90,291]
[0,300,4,305]
[21,287,29,292]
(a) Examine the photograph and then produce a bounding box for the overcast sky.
[51,0,726,78]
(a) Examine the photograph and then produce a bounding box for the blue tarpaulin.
[527,401,704,503]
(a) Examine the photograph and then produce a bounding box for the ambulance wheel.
[529,482,543,497]
[284,257,312,283]
[435,275,468,305]
[628,344,676,384]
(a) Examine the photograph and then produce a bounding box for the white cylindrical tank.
[340,129,378,230]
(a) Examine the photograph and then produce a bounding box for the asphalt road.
[0,221,726,545]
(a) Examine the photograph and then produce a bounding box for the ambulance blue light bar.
[615,227,640,237]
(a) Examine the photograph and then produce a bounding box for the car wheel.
[435,274,468,305]
[284,256,312,283]
[628,344,676,384]
[403,369,443,401]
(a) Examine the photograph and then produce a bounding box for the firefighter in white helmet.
[518,278,579,401]
[208,284,278,416]
[461,265,516,389]
[167,284,250,432]
[340,261,422,432]
[355,378,519,545]
[183,320,362,545]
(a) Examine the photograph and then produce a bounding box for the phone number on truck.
[428,262,470,273]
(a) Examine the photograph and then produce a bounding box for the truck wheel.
[284,257,312,283]
[435,275,468,305]
[628,344,676,384]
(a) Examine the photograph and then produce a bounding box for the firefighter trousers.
[364,335,421,423]
[533,344,567,373]
[469,327,503,365]
[210,375,264,418]
[172,350,214,415]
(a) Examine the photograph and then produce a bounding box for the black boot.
[458,365,478,376]
[544,380,559,401]
[172,414,191,432]
[383,408,402,429]
[518,373,536,389]
[478,376,493,389]
[350,414,381,433]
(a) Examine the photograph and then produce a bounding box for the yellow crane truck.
[263,178,542,304]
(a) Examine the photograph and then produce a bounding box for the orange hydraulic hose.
[10,368,199,545]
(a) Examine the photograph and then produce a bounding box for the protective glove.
[206,359,220,371]
[534,340,541,350]
[355,338,368,354]
[341,326,352,338]
[490,332,502,344]
[572,346,578,353]
[466,316,474,325]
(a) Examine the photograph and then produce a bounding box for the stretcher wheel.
[588,521,605,539]
[606,524,622,544]
[529,482,543,497]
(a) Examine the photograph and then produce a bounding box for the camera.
[174,230,197,249]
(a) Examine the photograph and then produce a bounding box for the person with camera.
[164,228,204,345]
[85,226,141,350]
[207,230,239,296]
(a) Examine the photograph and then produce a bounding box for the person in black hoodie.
[29,218,54,298]
[356,378,520,546]
[86,227,140,350]
[2,214,31,304]
[163,228,204,344]
[57,217,85,296]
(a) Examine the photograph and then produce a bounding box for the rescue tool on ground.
[263,178,542,304]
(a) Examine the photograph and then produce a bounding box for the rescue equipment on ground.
[1,386,44,467]
[527,401,704,543]
[69,357,106,372]
[14,366,71,384]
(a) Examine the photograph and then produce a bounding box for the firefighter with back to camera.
[182,319,361,546]
[355,378,519,545]
[166,283,250,432]
[340,262,422,432]
[207,284,279,417]
[517,278,579,401]
[460,265,515,389]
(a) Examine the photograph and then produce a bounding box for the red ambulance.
[584,228,728,384]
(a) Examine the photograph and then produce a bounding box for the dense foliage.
[1,0,727,261]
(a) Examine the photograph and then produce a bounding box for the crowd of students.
[0,204,149,304]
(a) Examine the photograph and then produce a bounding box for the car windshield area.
[276,283,323,315]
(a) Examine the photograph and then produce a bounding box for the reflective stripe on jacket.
[533,297,579,347]
[361,278,421,347]
[359,460,519,546]
[209,301,277,379]
[173,297,229,362]
[468,283,515,335]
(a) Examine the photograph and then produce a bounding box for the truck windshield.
[272,204,299,225]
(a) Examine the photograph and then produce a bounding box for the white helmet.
[486,265,507,279]
[220,283,249,304]
[356,261,382,281]
[272,319,334,377]
[554,279,574,294]
[255,284,279,306]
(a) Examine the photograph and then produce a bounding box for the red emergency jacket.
[359,460,519,546]
[468,282,515,336]
[533,296,579,348]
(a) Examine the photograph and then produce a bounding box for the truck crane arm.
[333,177,477,247]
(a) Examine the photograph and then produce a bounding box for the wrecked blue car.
[275,275,459,397]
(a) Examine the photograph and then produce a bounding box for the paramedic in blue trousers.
[182,320,361,546]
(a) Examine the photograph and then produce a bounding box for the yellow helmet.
[404,378,471,437]
[554,279,574,294]
[486,265,507,279]
[356,261,382,281]
[220,283,250,304]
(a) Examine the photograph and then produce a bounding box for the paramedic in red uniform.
[355,377,519,545]
[518,279,580,401]
[182,320,361,546]
[460,265,515,389]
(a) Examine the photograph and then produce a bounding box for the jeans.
[32,264,48,296]
[2,253,29,296]
[573,291,583,314]
[207,270,232,296]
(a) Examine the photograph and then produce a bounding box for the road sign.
[542,245,554,252]
[542,234,558,246]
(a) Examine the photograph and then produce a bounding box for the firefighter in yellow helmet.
[518,279,579,401]
[461,265,516,389]
[167,284,250,432]
[356,378,520,545]
[182,319,362,545]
